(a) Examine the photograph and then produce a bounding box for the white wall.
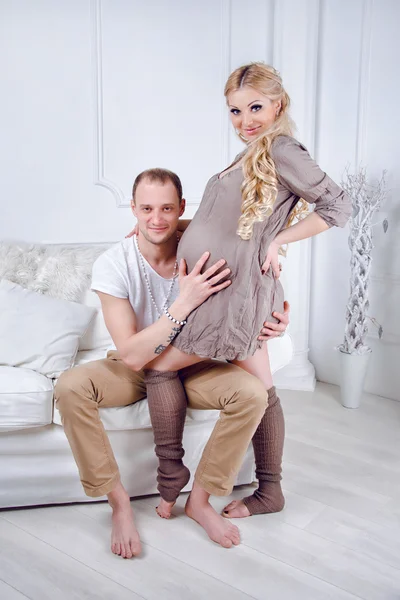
[309,0,400,401]
[0,0,274,242]
[1,0,398,398]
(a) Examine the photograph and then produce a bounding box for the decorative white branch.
[338,167,387,355]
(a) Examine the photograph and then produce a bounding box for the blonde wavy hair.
[224,62,308,241]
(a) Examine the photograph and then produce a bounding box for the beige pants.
[55,353,268,498]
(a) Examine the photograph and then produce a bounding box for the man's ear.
[179,198,186,217]
[131,199,136,216]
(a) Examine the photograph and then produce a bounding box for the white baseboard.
[273,352,316,391]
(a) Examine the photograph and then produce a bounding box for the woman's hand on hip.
[261,240,281,278]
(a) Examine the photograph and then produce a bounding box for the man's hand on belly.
[257,301,290,341]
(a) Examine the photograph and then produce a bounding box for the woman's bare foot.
[223,483,285,517]
[156,498,175,519]
[222,499,251,518]
[108,481,142,559]
[185,482,240,548]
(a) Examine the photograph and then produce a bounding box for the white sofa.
[0,242,293,509]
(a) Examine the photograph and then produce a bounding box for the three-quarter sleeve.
[271,135,352,228]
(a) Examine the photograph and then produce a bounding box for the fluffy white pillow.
[0,280,95,377]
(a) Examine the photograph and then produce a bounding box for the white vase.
[339,350,371,409]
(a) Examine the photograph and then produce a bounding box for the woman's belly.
[177,217,245,276]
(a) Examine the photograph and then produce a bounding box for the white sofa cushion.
[74,348,109,366]
[52,392,219,431]
[0,280,95,378]
[52,335,293,432]
[0,366,53,432]
[53,349,219,430]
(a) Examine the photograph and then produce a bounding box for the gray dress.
[172,135,351,361]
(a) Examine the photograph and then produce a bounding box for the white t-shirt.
[91,237,179,350]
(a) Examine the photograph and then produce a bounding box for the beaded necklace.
[134,235,178,318]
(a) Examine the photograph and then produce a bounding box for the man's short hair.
[132,168,183,203]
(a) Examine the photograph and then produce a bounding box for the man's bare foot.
[222,499,251,518]
[111,505,142,558]
[156,498,175,519]
[185,483,240,548]
[108,481,142,559]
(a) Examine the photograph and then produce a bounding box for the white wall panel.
[309,0,400,400]
[272,0,321,390]
[309,0,365,389]
[355,0,400,400]
[93,0,231,207]
[0,0,398,396]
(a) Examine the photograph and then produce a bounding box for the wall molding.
[221,0,232,166]
[297,0,321,391]
[355,0,373,166]
[91,0,232,209]
[91,0,125,208]
[272,0,323,392]
[265,0,275,64]
[303,0,321,156]
[272,0,283,70]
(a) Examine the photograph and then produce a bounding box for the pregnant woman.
[142,62,351,521]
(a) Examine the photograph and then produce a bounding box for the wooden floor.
[1,383,400,600]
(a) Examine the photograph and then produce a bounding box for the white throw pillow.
[0,280,95,377]
[78,289,112,351]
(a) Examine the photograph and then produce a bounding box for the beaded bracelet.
[164,308,187,326]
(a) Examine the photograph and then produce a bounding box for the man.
[55,168,289,559]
